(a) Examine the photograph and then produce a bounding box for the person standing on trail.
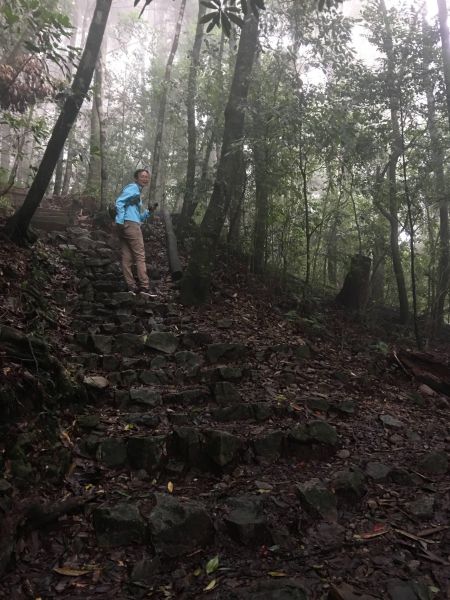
[115,168,156,297]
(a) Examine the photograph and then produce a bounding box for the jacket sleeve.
[140,209,150,222]
[115,183,140,224]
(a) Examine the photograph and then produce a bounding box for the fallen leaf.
[167,481,174,493]
[53,567,91,577]
[354,526,390,540]
[206,555,219,575]
[268,571,288,577]
[394,527,438,544]
[203,579,217,591]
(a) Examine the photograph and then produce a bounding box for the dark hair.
[134,168,150,179]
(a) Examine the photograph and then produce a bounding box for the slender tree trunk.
[16,115,34,186]
[0,124,10,174]
[299,146,311,286]
[84,47,104,196]
[53,153,64,195]
[180,12,259,305]
[94,43,108,208]
[252,85,271,274]
[434,0,450,330]
[4,0,112,244]
[148,0,187,206]
[252,136,270,273]
[0,107,34,197]
[61,1,85,196]
[228,151,246,246]
[182,31,226,226]
[327,216,338,287]
[61,131,76,195]
[380,0,409,323]
[399,102,422,348]
[371,219,386,304]
[179,0,206,231]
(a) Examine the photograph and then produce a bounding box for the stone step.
[31,208,73,231]
[78,420,339,474]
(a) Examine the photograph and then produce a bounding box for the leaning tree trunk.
[336,254,372,311]
[179,0,206,234]
[148,0,187,207]
[4,0,112,244]
[180,12,259,305]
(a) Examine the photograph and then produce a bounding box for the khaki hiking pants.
[119,221,149,291]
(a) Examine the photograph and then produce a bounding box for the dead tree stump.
[335,254,371,311]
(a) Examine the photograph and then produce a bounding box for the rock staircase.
[1,219,449,600]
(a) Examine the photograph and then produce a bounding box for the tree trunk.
[379,0,409,323]
[4,0,112,244]
[0,107,34,197]
[181,31,226,228]
[434,0,450,331]
[0,123,10,174]
[336,254,372,311]
[252,118,270,274]
[61,5,82,197]
[180,12,259,305]
[61,131,76,196]
[84,52,103,196]
[96,44,107,208]
[53,152,64,196]
[148,0,187,207]
[227,151,246,246]
[179,0,206,232]
[371,221,386,303]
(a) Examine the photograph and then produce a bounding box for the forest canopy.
[0,0,449,330]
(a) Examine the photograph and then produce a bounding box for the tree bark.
[148,0,187,207]
[0,123,10,174]
[84,43,106,197]
[179,0,206,232]
[180,31,226,229]
[379,0,409,323]
[434,0,450,331]
[180,12,259,305]
[252,109,270,274]
[4,0,112,244]
[53,152,64,196]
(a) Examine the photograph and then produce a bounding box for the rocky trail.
[0,217,449,600]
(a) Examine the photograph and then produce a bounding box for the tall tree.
[178,0,206,233]
[148,0,187,206]
[180,11,259,305]
[4,0,112,244]
[434,0,450,331]
[376,0,409,322]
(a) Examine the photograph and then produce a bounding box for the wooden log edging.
[162,209,183,281]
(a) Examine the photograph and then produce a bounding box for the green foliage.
[0,0,77,111]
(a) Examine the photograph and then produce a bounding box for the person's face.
[136,170,150,186]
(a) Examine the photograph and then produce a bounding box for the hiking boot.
[127,289,137,296]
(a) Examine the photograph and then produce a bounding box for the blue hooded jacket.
[115,182,150,225]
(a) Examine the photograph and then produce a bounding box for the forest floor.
[0,215,449,600]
